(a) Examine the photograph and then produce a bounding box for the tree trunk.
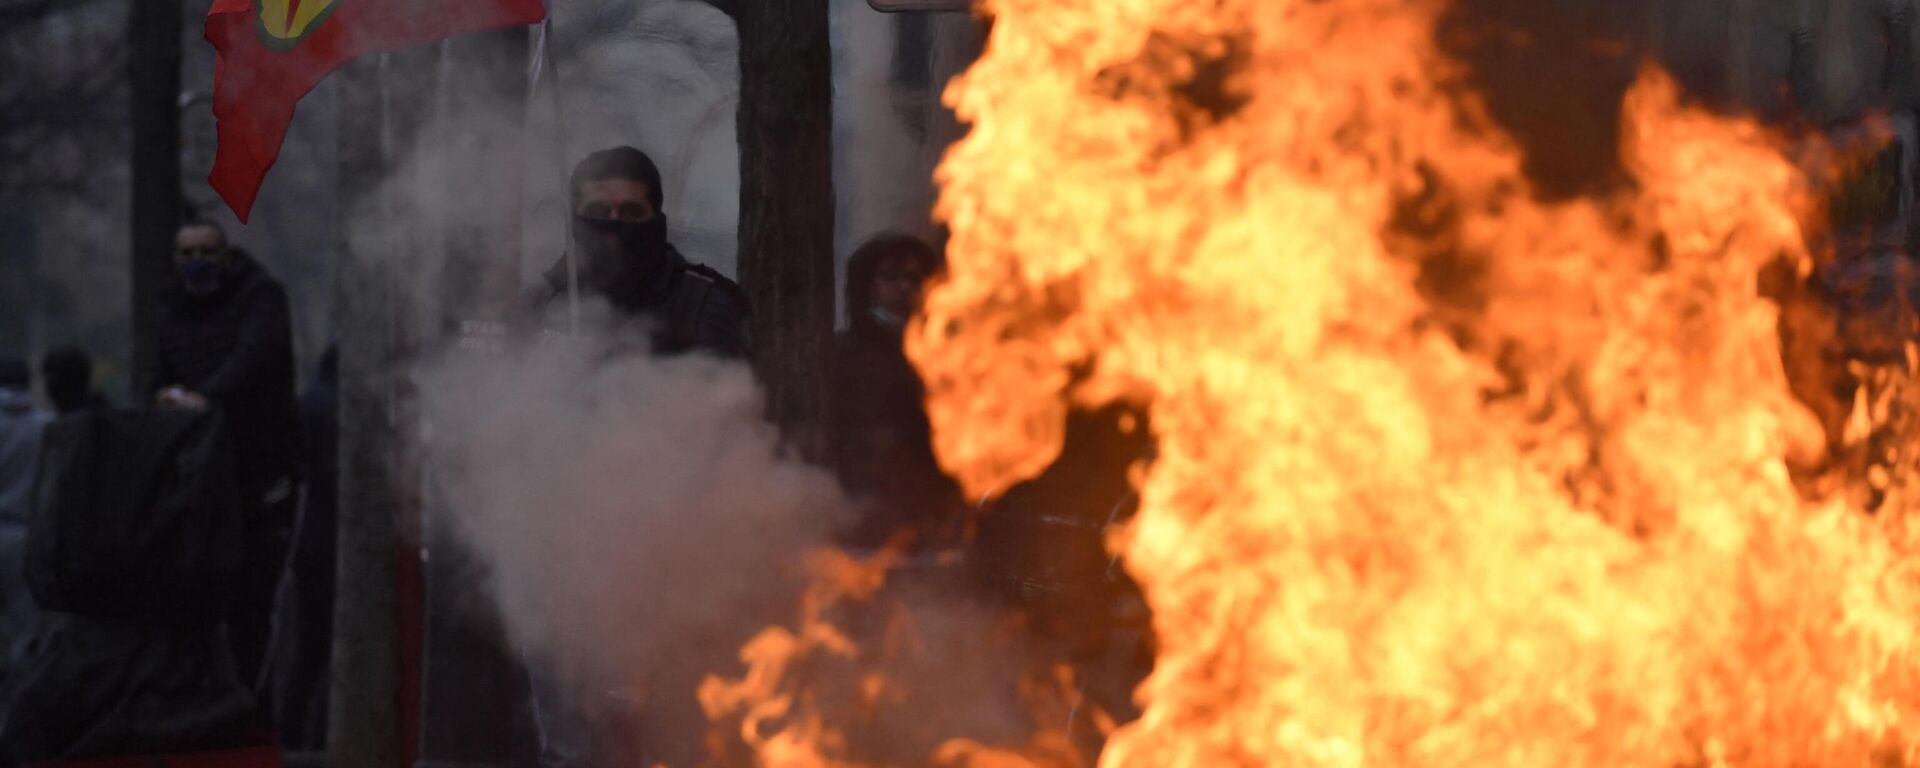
[329,56,401,768]
[128,0,181,392]
[732,0,836,439]
[329,48,437,768]
[416,28,530,768]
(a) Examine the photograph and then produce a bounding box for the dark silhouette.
[826,233,960,549]
[39,346,110,415]
[144,219,299,691]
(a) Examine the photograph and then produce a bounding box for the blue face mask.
[181,257,222,296]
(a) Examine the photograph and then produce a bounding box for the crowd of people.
[0,214,335,763]
[0,145,1090,765]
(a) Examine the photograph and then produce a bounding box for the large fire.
[912,0,1920,765]
[708,0,1920,764]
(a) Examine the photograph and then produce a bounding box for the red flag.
[205,0,545,222]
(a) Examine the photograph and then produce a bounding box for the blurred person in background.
[526,146,749,358]
[39,346,110,415]
[1768,4,1920,507]
[0,357,49,716]
[825,233,961,550]
[145,218,300,693]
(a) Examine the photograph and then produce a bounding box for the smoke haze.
[410,315,849,760]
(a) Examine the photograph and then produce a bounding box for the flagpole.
[529,0,580,336]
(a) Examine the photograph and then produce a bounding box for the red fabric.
[205,0,545,221]
[31,746,281,768]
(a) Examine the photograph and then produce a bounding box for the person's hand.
[156,386,210,411]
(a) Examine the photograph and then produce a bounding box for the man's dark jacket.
[525,246,749,358]
[144,250,299,500]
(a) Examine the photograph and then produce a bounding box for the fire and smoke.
[422,324,1076,765]
[894,0,1920,765]
[418,322,847,763]
[427,0,1920,764]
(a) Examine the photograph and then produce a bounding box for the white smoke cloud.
[413,315,851,761]
[417,317,848,677]
[331,3,1033,763]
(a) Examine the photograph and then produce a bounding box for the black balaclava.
[572,212,672,303]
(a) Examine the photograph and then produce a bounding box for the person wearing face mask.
[517,148,748,767]
[825,233,962,551]
[526,146,749,358]
[145,218,299,690]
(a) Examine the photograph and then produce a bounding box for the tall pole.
[329,54,402,768]
[128,0,182,392]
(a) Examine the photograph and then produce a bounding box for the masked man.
[526,146,748,357]
[515,147,750,766]
[146,219,299,687]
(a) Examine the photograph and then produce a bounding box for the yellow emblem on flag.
[257,0,338,49]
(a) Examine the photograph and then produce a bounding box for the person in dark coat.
[39,347,110,415]
[525,146,749,358]
[518,148,752,767]
[826,233,960,549]
[143,219,300,690]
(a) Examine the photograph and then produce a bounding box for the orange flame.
[907,0,1920,766]
[700,549,1095,767]
[698,550,885,768]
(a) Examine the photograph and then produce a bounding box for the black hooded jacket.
[525,245,749,358]
[144,250,300,499]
